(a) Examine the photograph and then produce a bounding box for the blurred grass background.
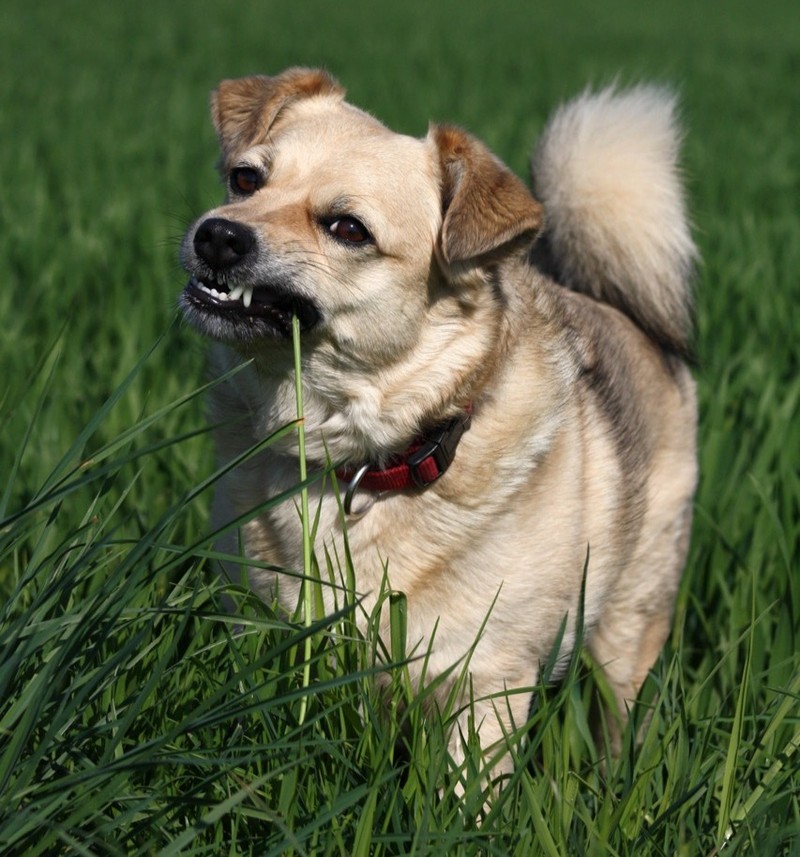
[0,0,798,853]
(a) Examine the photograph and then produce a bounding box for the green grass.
[1,0,799,853]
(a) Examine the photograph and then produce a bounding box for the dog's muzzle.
[179,217,321,341]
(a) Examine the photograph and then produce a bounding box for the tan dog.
[180,68,697,778]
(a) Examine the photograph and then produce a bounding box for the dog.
[179,68,697,779]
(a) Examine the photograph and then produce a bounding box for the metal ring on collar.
[343,463,377,519]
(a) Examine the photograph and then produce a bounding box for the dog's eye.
[229,167,261,195]
[327,217,372,245]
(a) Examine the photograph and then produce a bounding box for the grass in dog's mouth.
[183,275,321,338]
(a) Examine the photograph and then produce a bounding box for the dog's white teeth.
[191,275,252,305]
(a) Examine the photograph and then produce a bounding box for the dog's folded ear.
[211,68,345,159]
[431,125,543,267]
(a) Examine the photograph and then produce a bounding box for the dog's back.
[524,86,697,744]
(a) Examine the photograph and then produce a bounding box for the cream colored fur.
[180,69,698,784]
[531,85,696,355]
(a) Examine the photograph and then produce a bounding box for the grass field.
[1,0,798,853]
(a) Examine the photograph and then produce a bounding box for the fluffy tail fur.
[530,85,697,357]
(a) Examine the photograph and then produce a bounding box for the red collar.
[336,409,472,515]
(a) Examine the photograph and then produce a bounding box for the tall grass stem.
[292,314,314,725]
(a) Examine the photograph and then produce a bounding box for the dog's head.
[180,68,542,365]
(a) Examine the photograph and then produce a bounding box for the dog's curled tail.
[530,85,697,358]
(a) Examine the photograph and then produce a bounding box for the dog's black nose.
[193,218,256,270]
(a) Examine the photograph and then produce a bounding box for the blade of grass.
[716,570,756,847]
[292,313,315,726]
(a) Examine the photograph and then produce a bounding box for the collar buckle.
[407,411,472,488]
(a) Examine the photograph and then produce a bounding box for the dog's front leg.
[448,671,537,797]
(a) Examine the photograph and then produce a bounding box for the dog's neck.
[218,266,515,471]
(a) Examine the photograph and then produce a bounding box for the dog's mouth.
[181,274,321,340]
